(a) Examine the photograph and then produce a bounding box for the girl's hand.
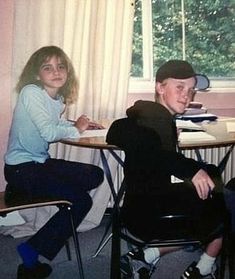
[74,115,90,132]
[87,121,105,130]
[74,115,104,132]
[191,169,215,200]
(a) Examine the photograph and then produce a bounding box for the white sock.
[143,248,160,264]
[196,252,216,276]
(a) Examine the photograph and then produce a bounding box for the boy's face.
[156,77,196,115]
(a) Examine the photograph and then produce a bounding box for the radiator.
[182,146,235,183]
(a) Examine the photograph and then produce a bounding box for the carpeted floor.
[0,214,229,279]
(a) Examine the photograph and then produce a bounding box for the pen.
[208,187,212,199]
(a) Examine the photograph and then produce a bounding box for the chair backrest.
[120,226,201,248]
[0,191,84,279]
[107,118,212,247]
[0,191,72,216]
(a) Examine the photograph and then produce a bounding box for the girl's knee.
[84,193,93,210]
[74,192,93,213]
[95,166,104,185]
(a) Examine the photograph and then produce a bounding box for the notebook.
[79,129,108,138]
[176,113,218,123]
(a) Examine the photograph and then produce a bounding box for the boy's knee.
[225,178,235,191]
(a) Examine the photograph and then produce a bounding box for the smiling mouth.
[178,101,187,106]
[52,78,63,81]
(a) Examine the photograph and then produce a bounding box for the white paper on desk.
[179,131,216,143]
[176,120,204,130]
[79,129,108,138]
[226,122,235,132]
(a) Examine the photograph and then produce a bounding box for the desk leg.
[195,148,203,162]
[99,150,122,278]
[110,205,121,279]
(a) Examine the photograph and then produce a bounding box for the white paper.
[226,122,235,132]
[179,131,216,143]
[79,129,108,138]
[176,120,204,131]
[171,176,184,183]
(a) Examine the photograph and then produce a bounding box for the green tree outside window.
[132,0,235,80]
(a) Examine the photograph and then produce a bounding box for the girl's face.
[156,77,196,115]
[37,55,68,98]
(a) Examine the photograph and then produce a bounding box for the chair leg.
[92,233,113,258]
[228,234,235,279]
[67,206,85,279]
[92,215,113,258]
[219,239,227,279]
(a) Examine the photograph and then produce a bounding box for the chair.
[0,191,84,279]
[106,179,227,279]
[119,216,227,279]
[104,117,228,279]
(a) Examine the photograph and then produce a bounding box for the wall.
[127,92,235,117]
[0,1,14,191]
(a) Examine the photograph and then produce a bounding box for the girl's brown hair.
[16,46,78,104]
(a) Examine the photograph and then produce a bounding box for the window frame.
[129,0,235,94]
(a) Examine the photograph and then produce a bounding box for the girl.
[4,46,104,279]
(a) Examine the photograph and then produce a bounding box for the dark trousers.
[122,165,227,242]
[4,158,104,260]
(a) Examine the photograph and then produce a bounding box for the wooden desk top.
[61,136,118,150]
[60,119,118,150]
[61,117,235,150]
[179,117,235,149]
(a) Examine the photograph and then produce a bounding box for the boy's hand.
[191,169,215,200]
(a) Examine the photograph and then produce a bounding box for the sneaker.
[17,262,52,279]
[181,261,217,279]
[120,248,158,279]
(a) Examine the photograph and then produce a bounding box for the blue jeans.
[4,158,104,260]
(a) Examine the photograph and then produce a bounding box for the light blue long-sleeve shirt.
[5,84,80,165]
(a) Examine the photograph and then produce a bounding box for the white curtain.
[1,0,135,236]
[12,0,135,117]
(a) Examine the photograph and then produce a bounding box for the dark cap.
[155,60,210,90]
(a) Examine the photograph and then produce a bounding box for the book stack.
[177,102,217,122]
[176,118,216,143]
[183,101,207,115]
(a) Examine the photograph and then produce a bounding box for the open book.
[79,128,108,138]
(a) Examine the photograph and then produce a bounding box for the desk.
[62,118,235,176]
[62,118,235,150]
[61,117,235,279]
[178,117,235,149]
[61,137,122,202]
[61,129,123,279]
[179,118,235,173]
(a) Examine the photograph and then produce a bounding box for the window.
[129,0,235,93]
